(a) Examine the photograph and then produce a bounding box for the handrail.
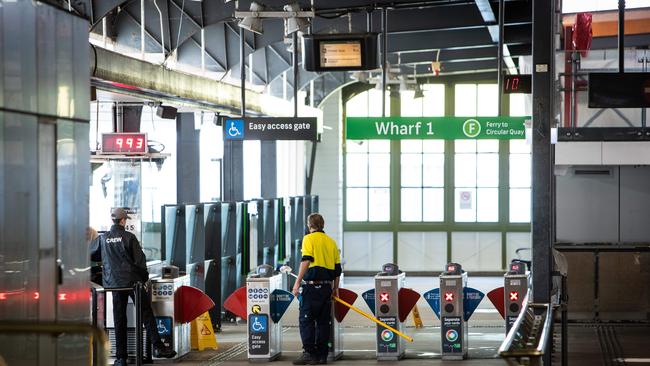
[498,293,531,355]
[499,294,555,365]
[0,321,109,365]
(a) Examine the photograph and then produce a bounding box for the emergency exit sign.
[345,116,529,140]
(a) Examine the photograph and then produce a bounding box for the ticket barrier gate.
[150,274,191,360]
[221,265,294,362]
[361,263,420,361]
[486,260,530,333]
[225,265,360,362]
[423,263,485,360]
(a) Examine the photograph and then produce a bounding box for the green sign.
[345,116,530,140]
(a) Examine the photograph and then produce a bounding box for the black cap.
[111,207,131,220]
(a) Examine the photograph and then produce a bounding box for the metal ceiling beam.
[391,44,530,64]
[386,25,529,53]
[121,8,168,52]
[474,0,525,73]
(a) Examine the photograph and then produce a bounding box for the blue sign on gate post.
[462,287,485,321]
[423,288,441,319]
[361,289,376,315]
[269,289,294,323]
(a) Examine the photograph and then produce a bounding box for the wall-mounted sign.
[345,117,529,140]
[224,117,317,141]
[101,133,147,154]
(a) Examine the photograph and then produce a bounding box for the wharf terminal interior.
[1,0,650,365]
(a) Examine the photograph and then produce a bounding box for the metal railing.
[498,296,554,366]
[0,321,109,365]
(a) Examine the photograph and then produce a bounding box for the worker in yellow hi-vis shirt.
[291,213,342,365]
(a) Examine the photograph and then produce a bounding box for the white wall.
[310,90,343,247]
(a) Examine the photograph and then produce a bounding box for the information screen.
[101,133,147,154]
[319,40,362,68]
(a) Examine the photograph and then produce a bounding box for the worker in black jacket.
[90,208,176,366]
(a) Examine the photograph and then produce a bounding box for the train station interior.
[2,0,650,365]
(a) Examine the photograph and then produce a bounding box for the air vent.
[574,169,611,176]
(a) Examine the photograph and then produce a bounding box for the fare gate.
[246,265,293,362]
[361,263,420,361]
[504,261,529,333]
[423,263,485,361]
[439,263,468,360]
[374,264,405,360]
[151,275,191,360]
[486,260,530,334]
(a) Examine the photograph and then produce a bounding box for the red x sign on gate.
[444,292,454,301]
[380,292,390,303]
[509,292,519,301]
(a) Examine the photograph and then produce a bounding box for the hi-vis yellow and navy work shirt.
[301,231,342,281]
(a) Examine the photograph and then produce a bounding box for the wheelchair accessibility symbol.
[155,317,172,336]
[249,314,267,333]
[225,119,244,140]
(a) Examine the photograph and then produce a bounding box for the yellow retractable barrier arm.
[332,296,414,342]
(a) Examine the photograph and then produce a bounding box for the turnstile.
[247,265,284,362]
[374,263,406,361]
[221,202,249,321]
[439,263,468,360]
[151,274,191,360]
[504,261,529,333]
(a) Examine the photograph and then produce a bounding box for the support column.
[223,140,244,202]
[389,86,401,264]
[261,141,277,198]
[531,0,554,307]
[176,113,200,204]
[223,26,246,202]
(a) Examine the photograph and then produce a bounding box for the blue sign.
[361,289,376,315]
[463,287,485,321]
[423,288,440,319]
[225,119,244,140]
[249,314,268,333]
[155,316,172,337]
[270,289,294,323]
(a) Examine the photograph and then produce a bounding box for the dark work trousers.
[299,284,333,358]
[112,289,162,360]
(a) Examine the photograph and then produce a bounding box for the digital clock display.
[101,133,147,154]
[503,75,532,94]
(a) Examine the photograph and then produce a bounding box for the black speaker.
[156,105,178,119]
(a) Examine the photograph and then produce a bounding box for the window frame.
[342,84,531,270]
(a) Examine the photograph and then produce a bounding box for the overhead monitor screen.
[319,40,362,68]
